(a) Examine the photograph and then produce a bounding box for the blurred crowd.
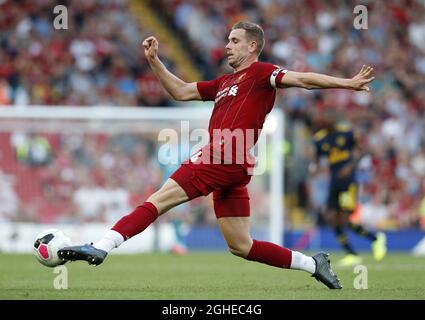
[1,0,425,229]
[0,130,268,226]
[0,131,158,223]
[0,0,174,106]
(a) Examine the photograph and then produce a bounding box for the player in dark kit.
[59,22,375,289]
[310,110,386,266]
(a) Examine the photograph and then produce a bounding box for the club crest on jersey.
[234,73,246,84]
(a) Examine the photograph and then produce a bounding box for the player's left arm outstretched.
[280,65,375,91]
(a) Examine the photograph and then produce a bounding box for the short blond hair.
[232,21,265,56]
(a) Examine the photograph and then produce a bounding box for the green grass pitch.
[1,252,424,299]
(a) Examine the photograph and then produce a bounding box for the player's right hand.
[142,36,158,60]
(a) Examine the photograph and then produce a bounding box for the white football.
[33,229,72,267]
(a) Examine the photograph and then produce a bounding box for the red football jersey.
[196,61,287,173]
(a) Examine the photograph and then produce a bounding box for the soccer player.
[310,109,387,266]
[59,22,375,290]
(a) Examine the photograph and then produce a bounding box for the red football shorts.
[170,161,251,218]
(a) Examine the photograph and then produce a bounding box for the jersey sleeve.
[254,62,288,89]
[196,78,220,101]
[269,66,288,89]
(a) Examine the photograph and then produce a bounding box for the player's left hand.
[350,65,375,91]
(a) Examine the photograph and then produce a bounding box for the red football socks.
[246,239,292,268]
[111,202,158,240]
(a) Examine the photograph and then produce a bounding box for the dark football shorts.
[327,178,357,213]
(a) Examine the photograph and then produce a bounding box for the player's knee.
[228,246,246,258]
[147,192,176,216]
[227,241,251,258]
[146,182,188,216]
[146,192,164,215]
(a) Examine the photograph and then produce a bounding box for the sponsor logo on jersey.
[215,85,239,102]
[228,85,238,96]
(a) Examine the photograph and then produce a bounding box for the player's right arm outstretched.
[142,36,201,101]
